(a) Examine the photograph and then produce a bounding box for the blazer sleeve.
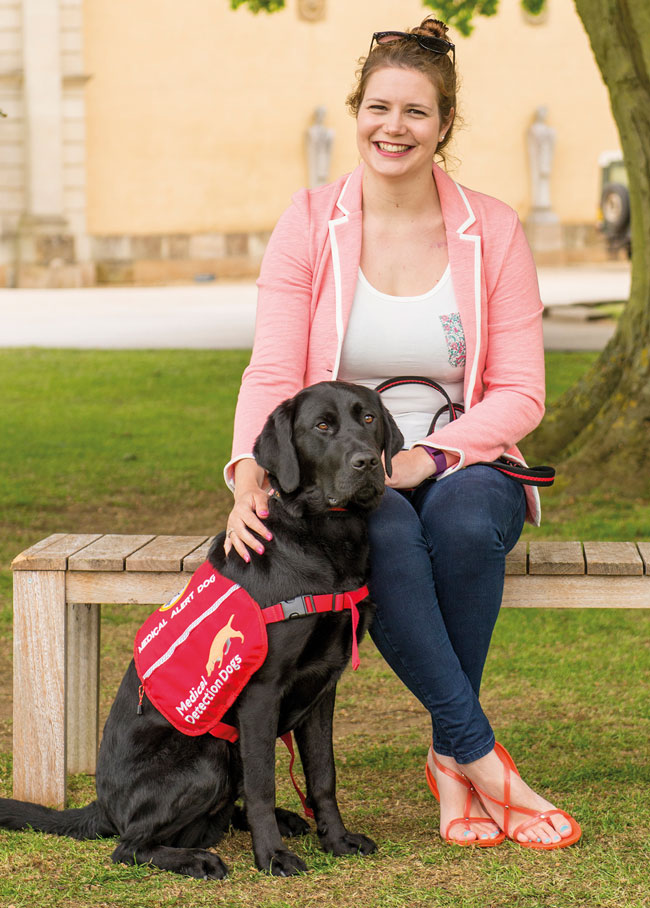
[416,212,545,468]
[224,190,314,487]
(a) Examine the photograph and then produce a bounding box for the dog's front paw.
[258,847,308,876]
[178,850,229,880]
[275,807,311,838]
[320,831,377,856]
[111,843,228,880]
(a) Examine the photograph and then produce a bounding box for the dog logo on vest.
[206,614,245,675]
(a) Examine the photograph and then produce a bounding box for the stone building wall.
[0,0,622,287]
[0,0,24,280]
[0,0,94,286]
[60,0,90,263]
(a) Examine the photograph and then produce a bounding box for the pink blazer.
[226,163,546,524]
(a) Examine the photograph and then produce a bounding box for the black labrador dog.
[0,381,403,879]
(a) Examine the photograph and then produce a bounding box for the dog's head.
[253,381,404,513]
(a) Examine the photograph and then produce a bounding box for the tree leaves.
[229,0,285,13]
[417,0,498,36]
[224,0,548,33]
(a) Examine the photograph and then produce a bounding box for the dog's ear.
[380,402,404,478]
[253,398,301,493]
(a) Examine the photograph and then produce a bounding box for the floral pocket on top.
[439,313,466,369]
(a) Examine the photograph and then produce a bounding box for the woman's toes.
[448,822,477,843]
[517,823,542,843]
[540,819,563,843]
[517,820,561,844]
[478,825,501,841]
[475,820,500,839]
[552,816,573,838]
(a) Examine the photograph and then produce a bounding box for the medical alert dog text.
[176,655,244,726]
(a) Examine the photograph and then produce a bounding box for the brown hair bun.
[412,17,450,40]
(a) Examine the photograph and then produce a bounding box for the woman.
[223,18,581,849]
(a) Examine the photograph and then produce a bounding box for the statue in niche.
[306,106,334,188]
[527,105,557,218]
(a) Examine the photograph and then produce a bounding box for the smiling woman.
[347,20,457,166]
[222,16,581,854]
[355,68,445,175]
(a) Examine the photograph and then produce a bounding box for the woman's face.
[356,66,451,181]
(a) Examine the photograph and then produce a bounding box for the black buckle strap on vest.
[375,375,555,488]
[269,593,342,621]
[278,594,316,619]
[261,588,367,626]
[261,587,368,671]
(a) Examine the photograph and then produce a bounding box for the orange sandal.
[425,746,506,846]
[470,742,582,850]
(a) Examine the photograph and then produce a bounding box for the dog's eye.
[316,421,329,431]
[364,414,375,424]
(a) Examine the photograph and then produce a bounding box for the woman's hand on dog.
[226,459,274,562]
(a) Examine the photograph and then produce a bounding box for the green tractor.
[598,151,631,258]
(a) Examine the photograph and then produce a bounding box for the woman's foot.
[461,745,579,846]
[427,749,503,844]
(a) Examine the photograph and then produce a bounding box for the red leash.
[280,732,314,819]
[270,589,369,816]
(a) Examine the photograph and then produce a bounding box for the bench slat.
[125,536,209,572]
[11,534,103,571]
[65,568,650,609]
[68,534,156,571]
[505,540,527,575]
[502,574,650,608]
[183,538,214,573]
[10,534,69,570]
[584,541,644,575]
[66,571,191,605]
[637,542,650,575]
[529,541,585,575]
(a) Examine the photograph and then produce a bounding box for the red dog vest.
[134,560,368,744]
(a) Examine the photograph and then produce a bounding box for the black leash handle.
[374,375,555,488]
[375,375,463,430]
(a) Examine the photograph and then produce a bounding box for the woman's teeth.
[377,142,411,152]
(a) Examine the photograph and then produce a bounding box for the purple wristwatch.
[422,446,447,476]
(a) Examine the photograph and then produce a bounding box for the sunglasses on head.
[369,31,455,66]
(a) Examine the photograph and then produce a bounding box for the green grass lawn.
[0,348,648,908]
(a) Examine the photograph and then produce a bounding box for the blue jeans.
[367,466,526,764]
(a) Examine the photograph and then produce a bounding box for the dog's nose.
[350,451,380,471]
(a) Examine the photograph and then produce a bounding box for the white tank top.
[337,265,466,448]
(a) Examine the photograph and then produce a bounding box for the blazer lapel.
[434,164,483,408]
[328,166,363,378]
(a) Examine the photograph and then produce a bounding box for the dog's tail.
[0,797,115,840]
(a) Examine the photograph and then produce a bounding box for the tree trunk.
[527,0,650,498]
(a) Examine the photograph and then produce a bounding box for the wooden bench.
[10,533,650,809]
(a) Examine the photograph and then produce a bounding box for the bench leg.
[66,603,100,775]
[13,570,67,807]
